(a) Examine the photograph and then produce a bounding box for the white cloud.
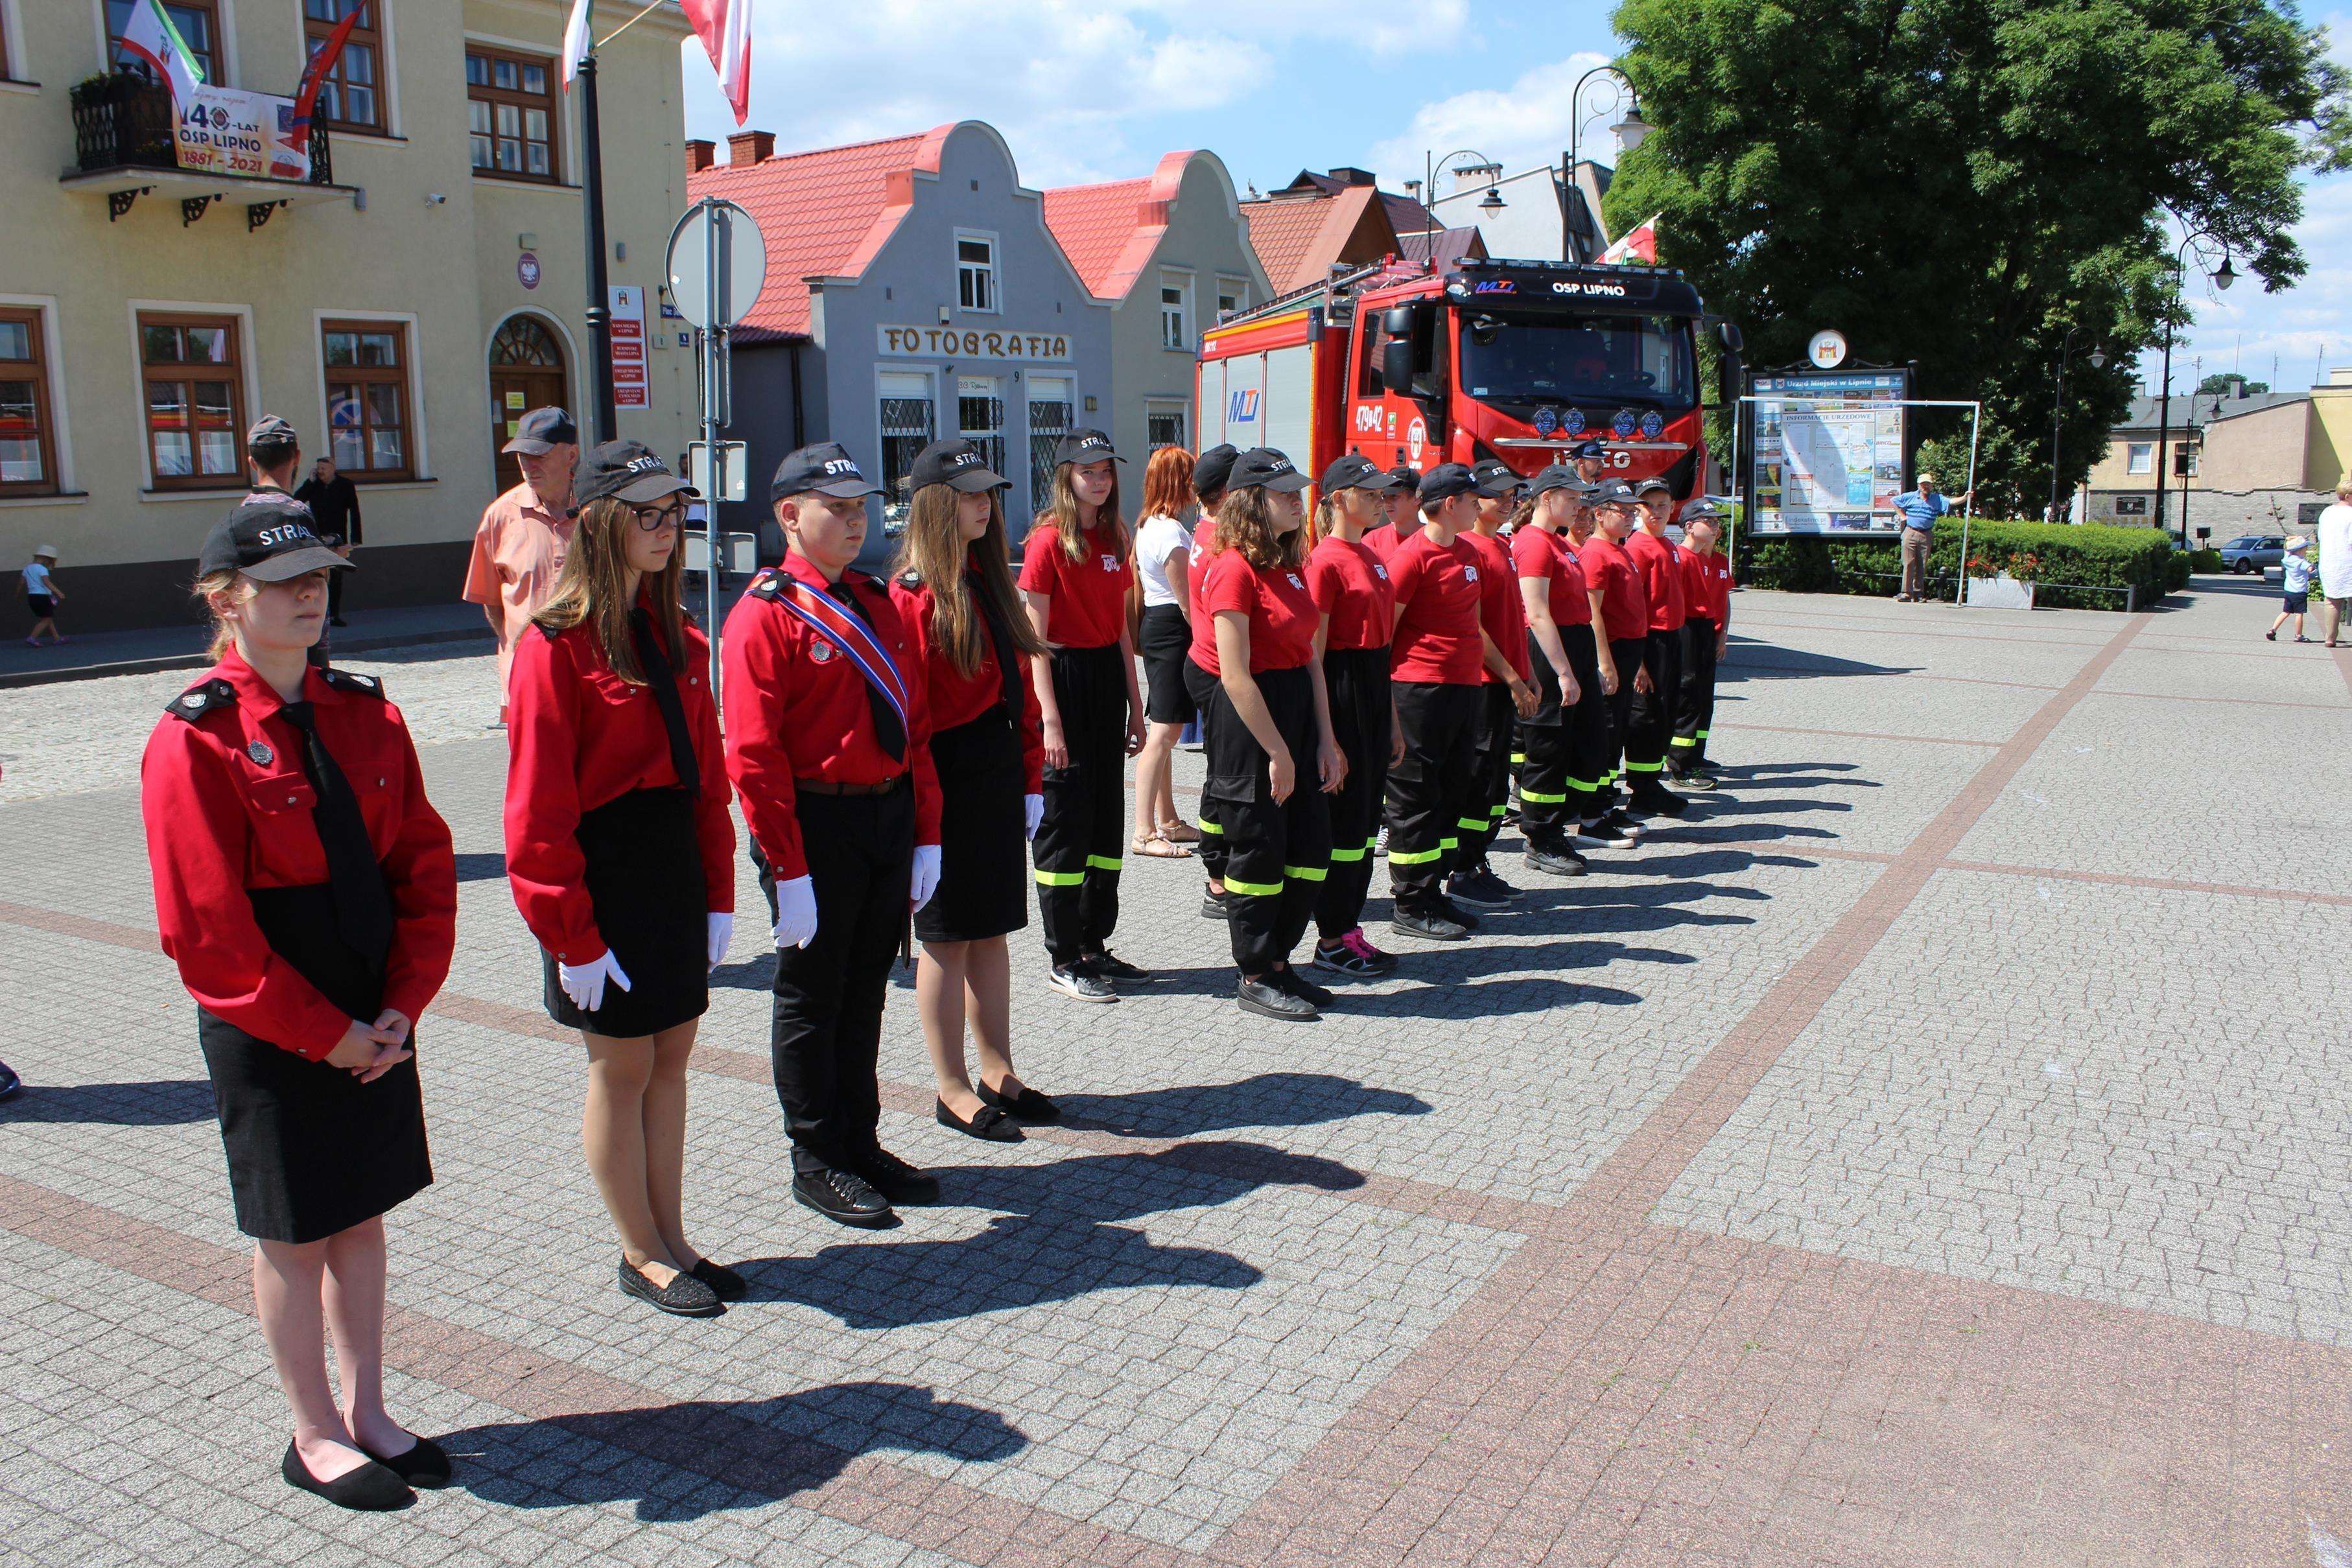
[1367,50,1618,190]
[2145,173,2352,393]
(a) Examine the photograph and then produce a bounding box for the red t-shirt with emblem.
[1580,533,1650,643]
[1461,527,1529,681]
[1386,530,1485,685]
[1680,547,1731,623]
[1017,521,1133,648]
[1512,526,1591,627]
[1306,533,1394,651]
[1625,529,1688,633]
[1193,548,1319,675]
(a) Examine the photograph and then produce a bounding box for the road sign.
[687,440,747,502]
[665,200,766,330]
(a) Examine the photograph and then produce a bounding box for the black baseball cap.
[1571,439,1608,460]
[1230,447,1311,493]
[1321,454,1402,493]
[502,406,578,455]
[1472,458,1522,498]
[1531,464,1593,497]
[1417,463,1478,505]
[574,440,697,509]
[1680,498,1727,522]
[1634,476,1674,497]
[771,441,885,500]
[199,500,353,582]
[1053,428,1122,466]
[1590,479,1640,508]
[910,438,1008,493]
[1194,443,1240,498]
[1387,464,1419,491]
[246,414,299,451]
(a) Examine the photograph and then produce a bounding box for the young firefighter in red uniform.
[1580,481,1655,830]
[1451,460,1538,909]
[1383,463,1493,942]
[888,438,1058,1143]
[723,443,942,1229]
[1671,499,1732,789]
[1512,466,1605,877]
[1192,448,1341,1019]
[143,506,457,1510]
[1018,429,1147,1001]
[1622,478,1690,817]
[1361,463,1421,563]
[1305,455,1404,977]
[1186,444,1240,921]
[503,442,742,1319]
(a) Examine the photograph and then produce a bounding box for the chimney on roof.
[687,139,716,176]
[1328,167,1375,186]
[727,130,774,168]
[2228,375,2246,399]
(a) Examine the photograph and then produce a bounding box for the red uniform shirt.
[1306,532,1394,651]
[721,554,941,883]
[1193,548,1319,675]
[1361,521,1402,563]
[141,650,457,1060]
[1462,528,1530,682]
[503,611,736,966]
[1580,533,1650,642]
[890,561,1046,794]
[1017,521,1133,649]
[1681,548,1732,623]
[1625,529,1688,633]
[1386,528,1485,685]
[1512,526,1592,627]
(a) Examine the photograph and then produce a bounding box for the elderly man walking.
[1892,473,1970,603]
[2318,479,2352,648]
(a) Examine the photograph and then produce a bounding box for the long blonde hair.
[532,496,687,683]
[1037,462,1127,561]
[1214,486,1306,571]
[891,484,1043,678]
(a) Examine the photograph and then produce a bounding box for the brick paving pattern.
[2,582,2347,1566]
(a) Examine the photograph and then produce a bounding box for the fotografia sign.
[1750,369,1908,534]
[878,325,1072,363]
[176,86,310,181]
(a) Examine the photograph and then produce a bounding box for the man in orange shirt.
[462,407,579,727]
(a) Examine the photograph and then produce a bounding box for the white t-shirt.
[21,561,53,596]
[1134,513,1194,609]
[2318,502,2352,599]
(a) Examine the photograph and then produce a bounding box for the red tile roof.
[1041,151,1203,301]
[685,125,956,338]
[1240,185,1398,294]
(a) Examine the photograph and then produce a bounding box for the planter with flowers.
[1964,550,2039,609]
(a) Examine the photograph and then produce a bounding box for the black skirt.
[541,786,711,1036]
[200,882,431,1245]
[916,705,1030,943]
[1139,603,1196,725]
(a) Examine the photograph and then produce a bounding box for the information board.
[609,285,648,409]
[1749,370,1908,533]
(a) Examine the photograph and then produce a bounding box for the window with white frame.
[2124,441,2153,475]
[956,234,997,312]
[878,369,935,532]
[1160,272,1192,351]
[1146,401,1186,451]
[1216,277,1247,323]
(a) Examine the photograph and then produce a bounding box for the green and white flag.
[119,0,205,102]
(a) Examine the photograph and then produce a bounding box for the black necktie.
[278,701,395,965]
[628,609,701,797]
[825,580,908,762]
[968,568,1022,710]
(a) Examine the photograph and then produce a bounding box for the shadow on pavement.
[438,1381,1026,1520]
[0,1079,215,1125]
[1716,646,1916,682]
[451,852,507,883]
[1056,1070,1431,1137]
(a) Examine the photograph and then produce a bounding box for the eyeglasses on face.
[630,502,686,532]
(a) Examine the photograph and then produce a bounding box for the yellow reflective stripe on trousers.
[1521,789,1569,803]
[1565,777,1597,791]
[1033,869,1085,886]
[1283,865,1328,882]
[1224,876,1283,896]
[1509,752,1526,766]
[1197,817,1224,834]
[1455,816,1488,832]
[1669,736,1700,748]
[1387,847,1444,865]
[1439,836,1459,851]
[1625,759,1664,773]
[1085,854,1124,871]
[1329,845,1368,862]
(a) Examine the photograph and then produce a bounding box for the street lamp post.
[1422,148,1507,242]
[2050,327,2107,522]
[1561,65,1647,262]
[2152,233,2233,544]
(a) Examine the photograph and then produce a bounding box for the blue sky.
[677,0,2349,395]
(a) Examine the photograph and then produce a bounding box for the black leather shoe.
[281,1442,413,1511]
[1437,897,1484,931]
[978,1080,1061,1123]
[1238,977,1317,1020]
[688,1258,749,1301]
[1087,950,1151,982]
[794,1165,895,1227]
[937,1096,1024,1141]
[1390,907,1470,942]
[1525,843,1588,877]
[1629,787,1688,817]
[852,1145,941,1205]
[359,1434,451,1488]
[618,1258,723,1316]
[1274,968,1334,1007]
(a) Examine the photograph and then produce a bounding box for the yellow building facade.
[0,0,695,629]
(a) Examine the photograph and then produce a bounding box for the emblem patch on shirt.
[247,740,274,766]
[1286,573,1306,591]
[810,640,834,663]
[182,694,206,709]
[1373,565,1388,579]
[1101,555,1118,571]
[1464,565,1480,582]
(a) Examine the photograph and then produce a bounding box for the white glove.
[1024,793,1044,840]
[910,844,942,911]
[771,875,817,950]
[705,911,733,972]
[558,950,633,1013]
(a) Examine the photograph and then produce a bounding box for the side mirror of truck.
[1383,307,1415,338]
[1717,321,1744,354]
[1382,339,1415,399]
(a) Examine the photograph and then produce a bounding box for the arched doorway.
[488,314,569,493]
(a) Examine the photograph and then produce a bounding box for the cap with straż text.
[910,438,1009,493]
[1531,464,1593,498]
[1417,463,1479,505]
[1634,476,1673,497]
[1052,428,1122,466]
[573,440,698,509]
[1472,458,1523,498]
[771,441,886,501]
[198,503,355,583]
[1589,479,1640,508]
[1320,454,1402,493]
[1229,447,1311,493]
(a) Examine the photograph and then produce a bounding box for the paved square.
[3,581,2347,1566]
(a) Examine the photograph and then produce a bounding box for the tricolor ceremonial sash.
[759,572,911,740]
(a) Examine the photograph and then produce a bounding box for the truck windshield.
[1456,312,1695,410]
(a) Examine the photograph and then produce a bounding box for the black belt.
[795,775,908,797]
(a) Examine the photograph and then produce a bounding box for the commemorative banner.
[175,85,311,182]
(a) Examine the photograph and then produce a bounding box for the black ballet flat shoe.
[937,1096,1025,1141]
[359,1433,451,1488]
[688,1258,749,1301]
[281,1441,413,1511]
[978,1080,1061,1123]
[618,1258,723,1316]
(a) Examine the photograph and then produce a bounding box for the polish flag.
[679,0,753,125]
[1599,213,1662,266]
[559,0,593,89]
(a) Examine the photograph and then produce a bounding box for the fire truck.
[1195,255,1741,508]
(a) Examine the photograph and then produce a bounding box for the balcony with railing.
[62,70,350,228]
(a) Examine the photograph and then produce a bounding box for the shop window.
[322,320,412,478]
[304,0,385,134]
[956,234,997,313]
[877,370,934,532]
[108,0,220,85]
[1146,402,1186,451]
[0,309,57,495]
[2124,441,2153,475]
[1027,375,1072,517]
[138,312,244,488]
[1160,273,1191,351]
[466,45,557,181]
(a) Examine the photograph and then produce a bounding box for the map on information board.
[1750,371,1908,533]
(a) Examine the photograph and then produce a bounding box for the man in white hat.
[21,544,63,646]
[2317,479,2352,647]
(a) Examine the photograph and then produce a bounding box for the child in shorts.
[2268,536,2313,643]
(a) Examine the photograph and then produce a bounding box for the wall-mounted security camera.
[424,192,448,205]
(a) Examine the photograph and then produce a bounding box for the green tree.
[2198,371,2270,392]
[1608,0,2346,517]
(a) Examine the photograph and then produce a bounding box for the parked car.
[2219,534,2286,575]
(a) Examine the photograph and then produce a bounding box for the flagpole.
[579,1,618,443]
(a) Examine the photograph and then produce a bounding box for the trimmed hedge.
[1735,519,2178,611]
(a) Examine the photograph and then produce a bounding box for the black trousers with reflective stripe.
[1201,664,1330,975]
[1031,643,1127,965]
[1457,683,1517,865]
[1519,624,1608,846]
[1603,636,1644,801]
[1673,614,1718,767]
[1623,628,1682,778]
[1384,680,1479,913]
[1182,657,1228,884]
[1315,646,1391,942]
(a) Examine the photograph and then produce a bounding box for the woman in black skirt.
[143,500,458,1509]
[891,438,1057,1140]
[505,441,742,1318]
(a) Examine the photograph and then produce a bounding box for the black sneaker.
[1049,961,1117,1002]
[1238,976,1318,1020]
[1391,907,1470,941]
[1201,885,1231,920]
[618,1258,724,1315]
[1274,967,1335,1007]
[1467,863,1519,903]
[851,1145,941,1205]
[1573,819,1638,850]
[1445,869,1511,911]
[793,1165,895,1228]
[1599,809,1647,838]
[1311,931,1393,977]
[1525,842,1589,877]
[1088,950,1151,983]
[1629,787,1688,817]
[1439,896,1484,931]
[1671,769,1719,791]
